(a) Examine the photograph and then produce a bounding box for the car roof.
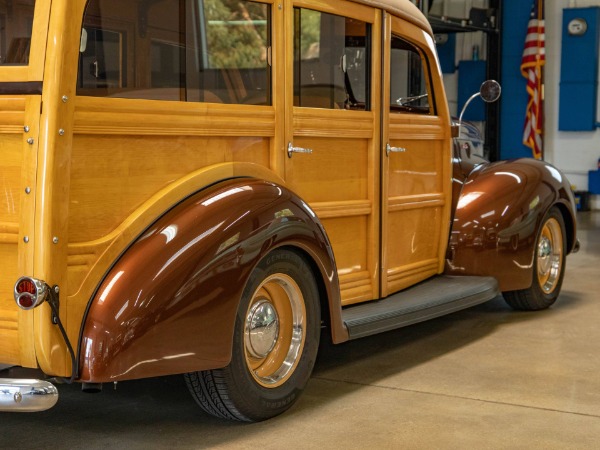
[355,0,433,36]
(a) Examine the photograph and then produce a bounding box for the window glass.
[389,35,432,114]
[0,0,36,65]
[77,0,271,105]
[294,8,370,110]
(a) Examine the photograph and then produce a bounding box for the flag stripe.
[521,0,545,160]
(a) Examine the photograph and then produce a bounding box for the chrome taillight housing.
[14,277,48,310]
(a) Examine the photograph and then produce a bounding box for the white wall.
[545,0,600,208]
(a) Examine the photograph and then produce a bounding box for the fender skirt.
[446,158,577,292]
[79,178,341,382]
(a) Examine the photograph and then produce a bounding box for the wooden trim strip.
[388,193,445,212]
[0,222,19,244]
[0,234,18,244]
[293,109,374,138]
[73,97,276,136]
[0,223,19,233]
[311,200,372,218]
[387,259,439,282]
[0,320,19,331]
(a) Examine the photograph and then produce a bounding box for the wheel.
[185,248,321,421]
[503,207,567,311]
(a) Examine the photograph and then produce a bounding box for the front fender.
[78,178,340,382]
[446,159,577,291]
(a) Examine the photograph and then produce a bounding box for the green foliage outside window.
[204,0,269,69]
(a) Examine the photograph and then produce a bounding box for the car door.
[283,0,382,305]
[380,12,453,296]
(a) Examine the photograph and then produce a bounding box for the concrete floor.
[2,211,600,449]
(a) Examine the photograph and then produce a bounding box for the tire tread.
[184,370,250,421]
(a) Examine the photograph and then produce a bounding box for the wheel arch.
[446,158,577,292]
[77,177,343,383]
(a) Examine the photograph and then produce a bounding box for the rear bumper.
[0,378,58,412]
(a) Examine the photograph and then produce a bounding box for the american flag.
[521,0,545,160]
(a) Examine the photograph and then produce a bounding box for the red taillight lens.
[14,277,48,310]
[16,279,37,295]
[17,293,35,309]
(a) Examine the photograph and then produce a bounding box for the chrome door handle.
[386,143,407,156]
[288,142,313,158]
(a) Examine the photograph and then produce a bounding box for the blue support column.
[499,0,535,160]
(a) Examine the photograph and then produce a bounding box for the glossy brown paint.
[78,178,342,383]
[446,158,577,292]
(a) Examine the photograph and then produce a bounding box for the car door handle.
[386,143,407,156]
[288,142,313,158]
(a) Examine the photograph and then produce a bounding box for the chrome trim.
[396,93,428,106]
[386,143,407,156]
[0,379,58,412]
[245,299,279,359]
[287,142,313,158]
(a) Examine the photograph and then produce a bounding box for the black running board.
[342,275,500,340]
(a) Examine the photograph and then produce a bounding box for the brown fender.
[446,158,577,292]
[78,178,342,382]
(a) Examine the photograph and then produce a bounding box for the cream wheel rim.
[536,217,563,294]
[244,273,306,388]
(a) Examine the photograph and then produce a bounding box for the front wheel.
[185,248,321,421]
[503,207,567,310]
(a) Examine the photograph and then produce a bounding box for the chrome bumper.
[0,378,58,412]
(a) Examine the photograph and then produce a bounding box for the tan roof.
[356,0,433,36]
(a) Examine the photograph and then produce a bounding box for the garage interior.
[2,0,600,447]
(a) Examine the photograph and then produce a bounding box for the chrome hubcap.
[245,299,279,359]
[243,274,306,388]
[537,218,563,294]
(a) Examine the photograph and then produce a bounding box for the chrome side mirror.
[458,80,501,125]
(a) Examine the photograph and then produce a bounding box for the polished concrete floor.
[2,211,600,449]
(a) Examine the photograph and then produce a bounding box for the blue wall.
[500,0,537,160]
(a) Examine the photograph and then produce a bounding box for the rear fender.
[78,178,342,382]
[446,159,577,291]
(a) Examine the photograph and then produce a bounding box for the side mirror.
[480,80,501,103]
[458,80,501,125]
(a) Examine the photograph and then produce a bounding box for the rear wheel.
[185,248,321,421]
[503,207,566,310]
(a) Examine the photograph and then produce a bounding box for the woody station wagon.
[0,0,578,420]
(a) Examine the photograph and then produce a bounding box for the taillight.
[14,277,48,310]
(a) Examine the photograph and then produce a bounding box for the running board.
[342,275,500,340]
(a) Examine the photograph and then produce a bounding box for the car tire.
[503,206,567,311]
[185,248,321,421]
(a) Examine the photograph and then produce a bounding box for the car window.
[389,35,432,115]
[0,0,36,65]
[294,7,370,110]
[77,0,271,105]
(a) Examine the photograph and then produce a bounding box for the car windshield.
[0,0,36,66]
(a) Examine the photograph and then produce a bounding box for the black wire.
[47,295,77,384]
